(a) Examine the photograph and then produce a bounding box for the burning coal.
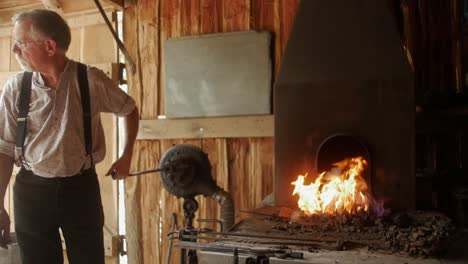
[291,157,383,216]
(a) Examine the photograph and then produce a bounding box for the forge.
[274,0,414,211]
[172,1,467,263]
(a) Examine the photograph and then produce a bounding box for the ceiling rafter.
[41,0,64,14]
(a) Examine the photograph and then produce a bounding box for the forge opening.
[290,134,383,217]
[317,134,371,186]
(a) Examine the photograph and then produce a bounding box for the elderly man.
[0,9,139,264]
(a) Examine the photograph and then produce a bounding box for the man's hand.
[0,208,10,249]
[106,155,132,180]
[106,106,138,180]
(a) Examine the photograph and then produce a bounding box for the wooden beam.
[40,0,64,14]
[65,9,113,28]
[137,115,274,140]
[0,62,119,90]
[0,0,39,9]
[123,0,135,8]
[59,0,116,13]
[101,0,123,10]
[0,2,44,26]
[0,9,113,37]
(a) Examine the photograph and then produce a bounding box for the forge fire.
[291,157,383,216]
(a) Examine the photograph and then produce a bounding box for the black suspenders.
[15,72,32,163]
[77,63,94,167]
[15,63,94,170]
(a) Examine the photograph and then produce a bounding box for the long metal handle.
[128,168,163,177]
[128,162,192,177]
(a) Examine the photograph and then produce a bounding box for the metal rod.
[239,209,290,220]
[179,234,375,251]
[189,230,385,246]
[175,241,303,258]
[128,168,162,176]
[180,234,332,247]
[197,230,333,243]
[166,213,178,264]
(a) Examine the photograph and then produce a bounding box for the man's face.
[11,20,48,72]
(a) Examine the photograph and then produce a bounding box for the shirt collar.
[31,59,74,90]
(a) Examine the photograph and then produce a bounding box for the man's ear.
[44,39,57,56]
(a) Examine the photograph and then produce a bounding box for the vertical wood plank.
[222,0,250,31]
[228,138,274,222]
[138,140,162,264]
[160,0,182,115]
[67,28,81,62]
[197,138,229,231]
[251,0,276,31]
[251,0,280,76]
[138,0,160,119]
[95,113,118,257]
[228,138,251,222]
[124,4,143,116]
[180,0,201,36]
[0,37,10,72]
[200,0,222,34]
[123,4,144,264]
[80,24,117,64]
[161,0,182,40]
[250,138,274,206]
[125,141,144,264]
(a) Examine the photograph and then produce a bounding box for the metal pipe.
[211,189,235,231]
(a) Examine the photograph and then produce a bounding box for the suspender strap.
[15,72,33,158]
[16,64,94,170]
[77,63,94,167]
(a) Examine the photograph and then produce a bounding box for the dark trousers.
[13,167,105,264]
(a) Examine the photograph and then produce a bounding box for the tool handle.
[127,168,163,177]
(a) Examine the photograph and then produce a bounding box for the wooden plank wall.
[401,0,464,98]
[123,0,299,263]
[401,0,466,211]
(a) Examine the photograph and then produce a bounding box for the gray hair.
[12,9,71,51]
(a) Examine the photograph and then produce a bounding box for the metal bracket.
[113,235,127,256]
[197,218,224,232]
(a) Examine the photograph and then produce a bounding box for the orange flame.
[291,157,383,216]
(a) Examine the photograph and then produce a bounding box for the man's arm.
[106,106,139,179]
[0,153,14,248]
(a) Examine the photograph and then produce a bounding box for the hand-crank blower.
[128,144,235,263]
[129,144,235,231]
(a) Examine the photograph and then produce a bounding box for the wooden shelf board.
[137,115,274,140]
